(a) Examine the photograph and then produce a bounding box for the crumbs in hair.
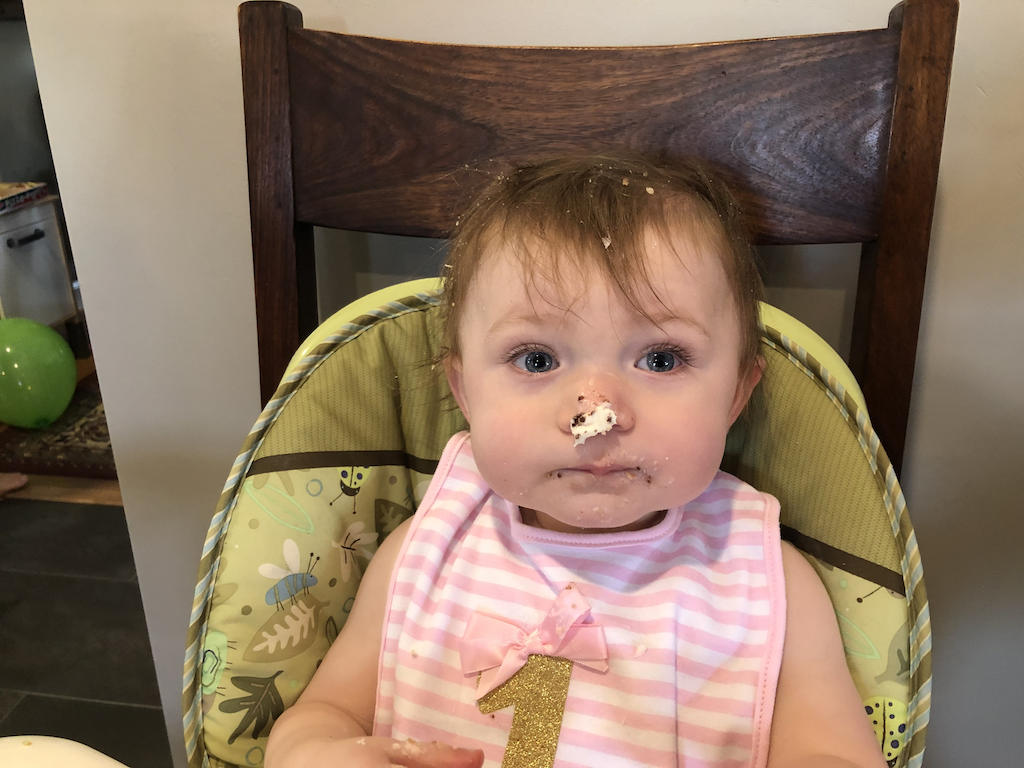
[646,187,655,195]
[622,179,629,186]
[601,235,612,249]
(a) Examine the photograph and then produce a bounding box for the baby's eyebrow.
[486,309,568,337]
[643,309,710,339]
[487,306,710,340]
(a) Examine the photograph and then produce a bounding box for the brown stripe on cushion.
[781,524,905,596]
[250,450,440,476]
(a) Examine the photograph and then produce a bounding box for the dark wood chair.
[238,0,957,475]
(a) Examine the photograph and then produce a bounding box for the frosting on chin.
[571,401,618,446]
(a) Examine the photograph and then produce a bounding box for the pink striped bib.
[375,432,786,768]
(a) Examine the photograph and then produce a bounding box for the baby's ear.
[445,355,470,423]
[728,355,764,425]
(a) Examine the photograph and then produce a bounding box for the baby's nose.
[570,400,617,445]
[564,381,635,444]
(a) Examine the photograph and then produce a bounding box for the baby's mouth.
[548,465,650,483]
[576,464,630,476]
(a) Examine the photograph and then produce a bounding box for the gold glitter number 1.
[478,655,574,768]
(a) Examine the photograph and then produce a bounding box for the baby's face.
[446,227,761,533]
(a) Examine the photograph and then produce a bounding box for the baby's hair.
[441,151,765,374]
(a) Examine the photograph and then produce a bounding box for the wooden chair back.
[238,0,957,474]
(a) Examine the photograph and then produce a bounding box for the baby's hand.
[335,736,485,768]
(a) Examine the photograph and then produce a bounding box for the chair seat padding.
[184,289,929,768]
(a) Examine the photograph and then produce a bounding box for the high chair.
[183,2,956,767]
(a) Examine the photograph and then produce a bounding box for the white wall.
[24,1,1022,767]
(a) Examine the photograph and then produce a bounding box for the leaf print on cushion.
[375,497,412,536]
[243,595,328,662]
[252,471,296,496]
[331,521,377,582]
[243,480,314,534]
[875,623,912,684]
[835,611,881,660]
[219,672,285,744]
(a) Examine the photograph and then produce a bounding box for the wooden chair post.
[850,0,958,473]
[239,1,318,406]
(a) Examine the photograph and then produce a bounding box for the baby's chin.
[519,504,667,534]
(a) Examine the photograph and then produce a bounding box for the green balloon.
[0,318,77,429]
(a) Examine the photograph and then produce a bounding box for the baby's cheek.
[656,436,721,495]
[473,447,529,500]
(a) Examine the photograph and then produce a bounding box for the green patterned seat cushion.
[184,287,929,768]
[724,328,928,766]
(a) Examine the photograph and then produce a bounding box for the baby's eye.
[513,349,557,373]
[636,349,682,373]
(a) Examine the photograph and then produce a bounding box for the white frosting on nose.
[571,401,618,446]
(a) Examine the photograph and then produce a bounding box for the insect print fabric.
[196,464,428,767]
[803,556,913,766]
[259,539,319,609]
[330,466,371,513]
[864,697,908,765]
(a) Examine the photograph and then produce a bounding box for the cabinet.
[0,197,77,326]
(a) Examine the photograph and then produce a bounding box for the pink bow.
[459,583,609,699]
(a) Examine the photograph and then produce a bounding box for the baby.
[265,154,886,768]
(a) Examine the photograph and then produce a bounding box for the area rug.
[0,374,117,480]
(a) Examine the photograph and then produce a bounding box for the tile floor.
[0,495,174,768]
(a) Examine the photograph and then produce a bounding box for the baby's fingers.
[385,738,485,768]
